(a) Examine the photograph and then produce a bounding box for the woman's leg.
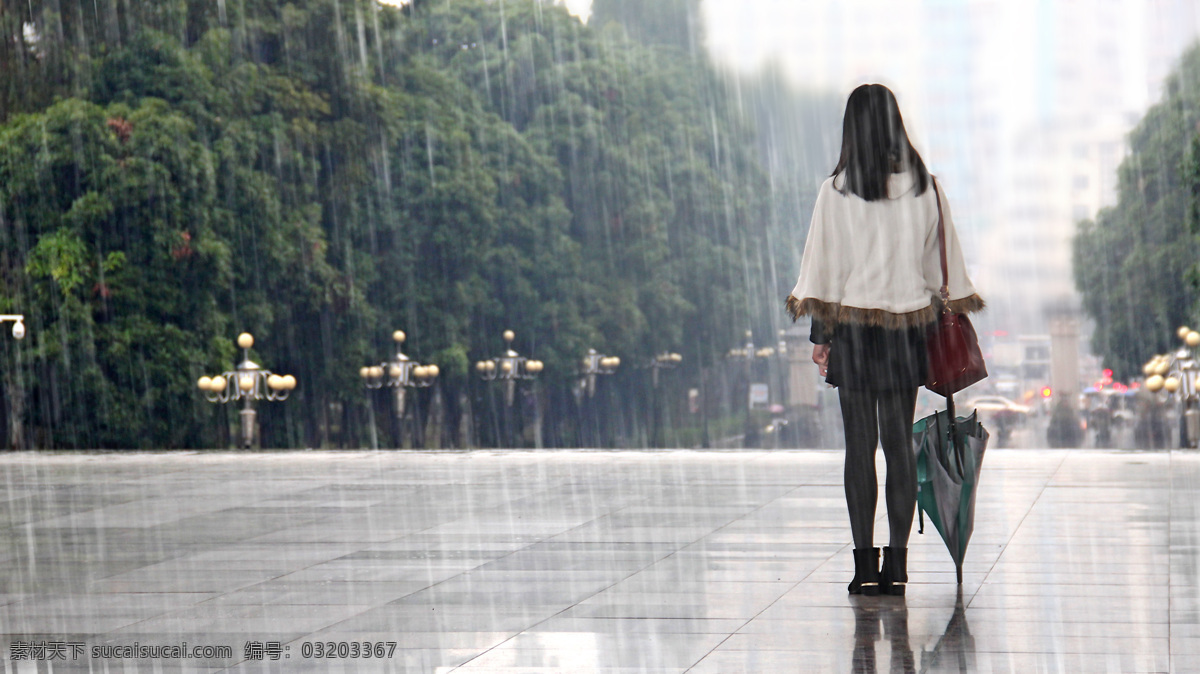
[878,387,918,547]
[839,387,880,550]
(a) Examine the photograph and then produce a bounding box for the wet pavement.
[0,448,1196,672]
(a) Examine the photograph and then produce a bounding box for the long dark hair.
[832,84,930,201]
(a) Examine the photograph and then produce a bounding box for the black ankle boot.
[880,547,907,596]
[849,548,880,596]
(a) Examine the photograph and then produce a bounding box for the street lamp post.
[772,329,790,407]
[476,330,544,404]
[575,349,620,447]
[476,330,544,447]
[1143,326,1200,448]
[577,349,620,400]
[727,330,787,447]
[1,315,28,450]
[648,351,682,447]
[649,352,683,388]
[197,332,296,449]
[728,330,783,363]
[360,330,438,449]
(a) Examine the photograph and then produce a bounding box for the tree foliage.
[591,0,702,55]
[0,0,829,448]
[1074,44,1200,380]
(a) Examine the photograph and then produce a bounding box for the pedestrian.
[786,84,984,596]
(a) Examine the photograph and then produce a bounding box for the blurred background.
[2,0,1199,450]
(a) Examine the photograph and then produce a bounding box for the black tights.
[839,387,918,551]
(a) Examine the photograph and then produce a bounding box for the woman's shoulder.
[818,175,846,201]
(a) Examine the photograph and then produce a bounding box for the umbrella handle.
[918,504,925,535]
[956,563,963,585]
[945,392,965,468]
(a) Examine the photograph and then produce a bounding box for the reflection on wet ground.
[849,591,969,674]
[0,449,1194,672]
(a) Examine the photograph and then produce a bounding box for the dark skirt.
[825,322,929,392]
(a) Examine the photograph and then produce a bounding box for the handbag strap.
[932,177,958,411]
[932,177,950,311]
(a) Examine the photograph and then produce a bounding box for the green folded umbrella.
[913,399,989,584]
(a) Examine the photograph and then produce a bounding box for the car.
[964,396,1031,416]
[965,395,1032,446]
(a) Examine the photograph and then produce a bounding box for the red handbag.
[925,180,987,397]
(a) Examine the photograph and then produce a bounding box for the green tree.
[1,97,229,447]
[0,0,837,449]
[1074,44,1200,379]
[590,0,702,55]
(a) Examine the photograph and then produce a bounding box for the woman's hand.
[812,344,830,378]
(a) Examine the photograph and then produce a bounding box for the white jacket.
[786,170,983,329]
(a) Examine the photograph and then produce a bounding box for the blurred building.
[703,0,1200,337]
[988,333,1051,399]
[977,0,1200,336]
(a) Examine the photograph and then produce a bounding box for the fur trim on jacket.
[785,293,986,329]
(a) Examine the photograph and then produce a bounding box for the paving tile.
[451,630,727,670]
[0,449,1197,672]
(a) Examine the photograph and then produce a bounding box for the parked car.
[964,396,1031,417]
[964,396,1031,447]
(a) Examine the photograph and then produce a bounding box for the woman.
[786,84,983,596]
